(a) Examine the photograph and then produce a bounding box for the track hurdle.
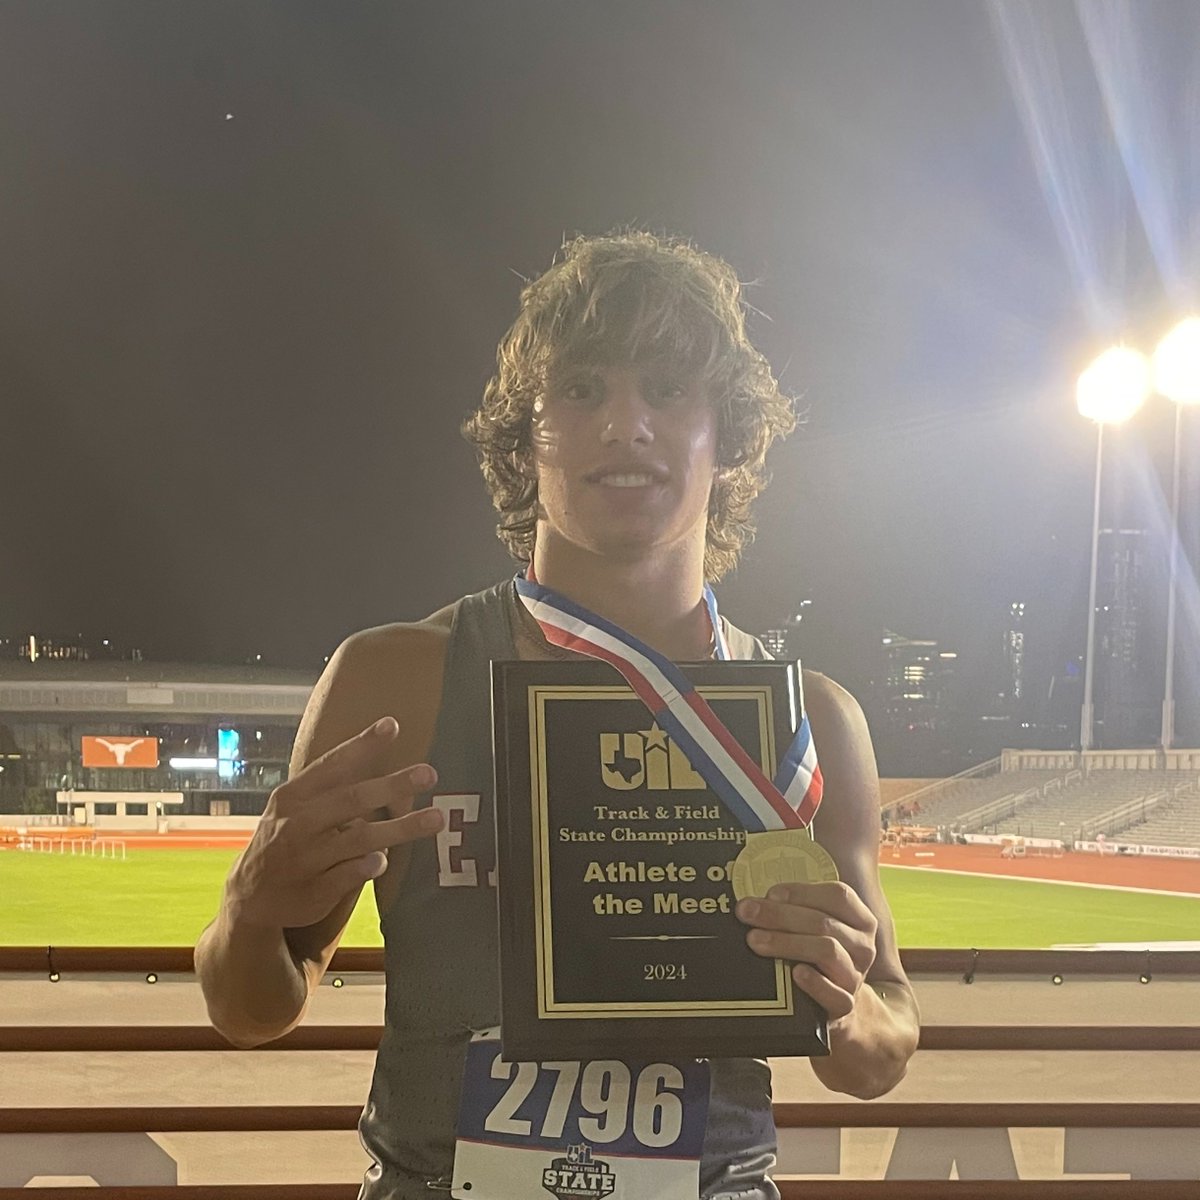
[16,836,126,860]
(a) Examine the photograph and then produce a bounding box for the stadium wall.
[1003,748,1200,771]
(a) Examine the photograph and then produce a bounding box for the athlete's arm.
[736,671,919,1099]
[195,624,447,1048]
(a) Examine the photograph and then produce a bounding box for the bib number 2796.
[486,1056,685,1147]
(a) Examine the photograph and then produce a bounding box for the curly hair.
[462,231,796,581]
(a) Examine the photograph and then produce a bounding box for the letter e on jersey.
[434,793,495,888]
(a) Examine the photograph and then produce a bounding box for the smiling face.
[530,359,719,567]
[463,233,797,582]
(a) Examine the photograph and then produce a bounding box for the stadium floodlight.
[1154,318,1200,752]
[1076,346,1151,423]
[1153,317,1200,405]
[1076,346,1150,754]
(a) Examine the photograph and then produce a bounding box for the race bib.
[452,1029,709,1199]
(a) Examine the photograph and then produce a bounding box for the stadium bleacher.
[1121,786,1200,848]
[898,769,1065,828]
[891,760,1200,851]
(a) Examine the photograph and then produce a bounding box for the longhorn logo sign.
[82,736,160,769]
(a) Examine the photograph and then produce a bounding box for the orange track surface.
[883,840,1200,894]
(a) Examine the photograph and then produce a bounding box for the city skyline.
[4,541,1190,762]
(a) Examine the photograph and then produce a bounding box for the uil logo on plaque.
[599,723,705,791]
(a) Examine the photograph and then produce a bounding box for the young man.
[196,232,919,1199]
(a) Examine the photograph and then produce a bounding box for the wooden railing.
[4,1102,1199,1135]
[3,945,1197,976]
[1,1107,1198,1198]
[3,946,1197,1194]
[0,1184,1197,1199]
[3,1023,1199,1053]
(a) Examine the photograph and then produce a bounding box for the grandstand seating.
[893,770,1063,828]
[987,770,1198,843]
[1121,787,1200,848]
[894,764,1200,849]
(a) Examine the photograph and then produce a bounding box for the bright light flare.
[1076,345,1151,423]
[168,757,218,771]
[1153,317,1200,405]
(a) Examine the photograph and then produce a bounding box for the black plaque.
[493,659,830,1061]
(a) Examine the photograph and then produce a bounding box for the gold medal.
[731,829,839,901]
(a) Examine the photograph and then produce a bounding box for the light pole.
[1075,346,1151,753]
[1153,317,1200,752]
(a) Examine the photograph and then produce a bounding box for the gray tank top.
[358,581,781,1200]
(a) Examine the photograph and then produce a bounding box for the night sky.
[3,1,1197,719]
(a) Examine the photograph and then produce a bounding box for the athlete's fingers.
[790,962,857,1021]
[744,924,858,983]
[281,717,400,802]
[737,888,877,987]
[736,892,874,941]
[316,807,445,870]
[735,895,837,936]
[760,881,876,931]
[314,849,392,908]
[314,764,438,832]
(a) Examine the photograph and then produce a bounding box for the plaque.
[492,659,830,1062]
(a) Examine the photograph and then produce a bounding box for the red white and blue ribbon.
[514,574,823,833]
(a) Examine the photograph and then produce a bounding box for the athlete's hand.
[223,716,443,931]
[736,883,878,1021]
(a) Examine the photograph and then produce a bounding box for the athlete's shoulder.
[801,669,879,811]
[290,601,461,776]
[337,601,457,666]
[801,670,866,728]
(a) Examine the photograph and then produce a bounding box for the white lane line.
[879,862,1200,900]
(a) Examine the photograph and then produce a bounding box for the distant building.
[971,600,1040,756]
[761,628,789,659]
[1042,657,1085,747]
[0,658,312,817]
[1095,528,1157,746]
[1000,601,1026,711]
[759,598,812,663]
[0,634,143,663]
[871,632,961,775]
[879,633,944,732]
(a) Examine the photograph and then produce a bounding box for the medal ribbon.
[514,573,822,832]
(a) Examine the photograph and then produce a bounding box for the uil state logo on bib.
[541,1144,615,1198]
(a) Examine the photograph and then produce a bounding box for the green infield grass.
[1,849,1197,947]
[0,850,385,948]
[878,866,1200,947]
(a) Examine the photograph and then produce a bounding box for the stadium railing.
[880,757,1000,816]
[2,947,1198,1195]
[2,943,1196,979]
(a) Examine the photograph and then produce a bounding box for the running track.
[883,840,1200,895]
